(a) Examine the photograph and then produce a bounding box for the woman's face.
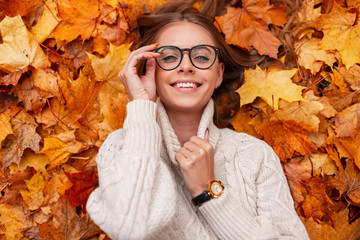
[154,21,224,114]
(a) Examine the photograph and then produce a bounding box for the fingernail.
[150,43,160,46]
[147,53,157,57]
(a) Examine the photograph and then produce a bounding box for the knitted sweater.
[86,98,310,240]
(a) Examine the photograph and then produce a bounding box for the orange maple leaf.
[215,0,288,58]
[258,120,318,161]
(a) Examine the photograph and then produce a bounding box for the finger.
[190,136,213,152]
[175,152,187,164]
[205,129,209,142]
[183,141,198,152]
[178,147,194,159]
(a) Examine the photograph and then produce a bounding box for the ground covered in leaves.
[0,0,359,239]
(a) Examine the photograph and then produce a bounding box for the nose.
[178,51,194,73]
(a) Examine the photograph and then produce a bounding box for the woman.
[86,1,310,239]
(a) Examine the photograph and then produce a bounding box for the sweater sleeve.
[198,140,310,240]
[86,99,176,240]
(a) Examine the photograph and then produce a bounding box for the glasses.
[153,44,219,71]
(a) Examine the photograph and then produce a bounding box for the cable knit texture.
[86,98,310,240]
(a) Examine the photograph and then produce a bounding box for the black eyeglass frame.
[153,44,220,71]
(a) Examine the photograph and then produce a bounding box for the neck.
[165,107,203,146]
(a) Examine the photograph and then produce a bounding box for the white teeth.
[174,82,198,88]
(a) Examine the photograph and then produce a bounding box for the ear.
[215,62,224,88]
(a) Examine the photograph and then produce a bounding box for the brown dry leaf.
[273,99,324,132]
[236,66,305,110]
[215,1,288,58]
[295,38,336,74]
[258,120,318,161]
[2,118,41,168]
[330,159,360,205]
[230,107,260,138]
[316,3,360,69]
[303,208,360,240]
[38,196,101,240]
[0,16,50,72]
[336,64,360,91]
[20,172,46,210]
[52,130,87,153]
[12,77,46,113]
[303,177,336,224]
[334,103,360,138]
[300,151,338,177]
[0,70,23,86]
[1,0,44,27]
[31,0,60,43]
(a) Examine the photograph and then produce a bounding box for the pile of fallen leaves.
[0,0,359,239]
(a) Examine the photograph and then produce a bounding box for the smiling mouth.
[171,82,202,88]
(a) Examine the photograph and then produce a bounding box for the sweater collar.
[156,98,220,168]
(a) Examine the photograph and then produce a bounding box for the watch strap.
[192,190,212,206]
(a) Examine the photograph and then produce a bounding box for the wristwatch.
[192,180,224,206]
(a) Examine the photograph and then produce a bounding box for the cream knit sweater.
[86,98,310,240]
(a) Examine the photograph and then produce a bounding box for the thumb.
[204,129,209,142]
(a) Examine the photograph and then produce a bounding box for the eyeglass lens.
[156,45,216,70]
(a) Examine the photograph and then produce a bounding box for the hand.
[175,130,215,198]
[118,44,161,101]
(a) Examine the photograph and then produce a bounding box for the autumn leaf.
[8,150,51,175]
[338,132,360,169]
[0,204,32,239]
[236,66,305,110]
[273,99,324,132]
[316,3,360,69]
[38,137,72,169]
[0,16,50,72]
[334,103,360,138]
[300,151,338,177]
[2,118,42,168]
[215,0,287,58]
[295,38,336,74]
[302,177,336,224]
[0,109,13,145]
[329,159,360,205]
[20,172,46,210]
[258,120,318,161]
[31,0,60,43]
[50,0,100,42]
[65,170,98,210]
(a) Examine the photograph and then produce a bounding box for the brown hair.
[136,0,265,127]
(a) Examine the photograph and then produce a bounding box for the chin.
[162,97,210,113]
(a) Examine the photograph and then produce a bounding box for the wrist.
[191,180,224,206]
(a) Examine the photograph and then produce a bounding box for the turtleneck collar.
[156,98,220,168]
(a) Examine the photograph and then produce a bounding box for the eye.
[161,54,178,63]
[193,55,210,62]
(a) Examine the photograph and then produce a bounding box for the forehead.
[156,21,216,47]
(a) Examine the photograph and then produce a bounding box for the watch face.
[211,182,223,196]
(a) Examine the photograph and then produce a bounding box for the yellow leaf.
[9,150,51,175]
[31,0,60,43]
[236,66,305,110]
[0,16,50,72]
[0,110,13,145]
[334,103,360,138]
[20,172,45,210]
[297,0,321,22]
[317,3,360,69]
[273,99,324,131]
[38,137,72,169]
[87,43,131,83]
[295,38,336,74]
[0,204,30,239]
